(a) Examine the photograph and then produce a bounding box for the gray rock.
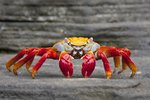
[1,22,150,51]
[0,54,150,100]
[0,0,150,51]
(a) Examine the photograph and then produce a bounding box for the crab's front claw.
[59,52,74,78]
[81,51,96,78]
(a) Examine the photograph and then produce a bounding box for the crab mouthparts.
[71,49,84,58]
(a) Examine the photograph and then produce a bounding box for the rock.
[0,54,150,100]
[0,0,150,51]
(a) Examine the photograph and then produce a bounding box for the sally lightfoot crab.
[6,37,137,79]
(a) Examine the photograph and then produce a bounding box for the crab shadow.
[19,71,131,80]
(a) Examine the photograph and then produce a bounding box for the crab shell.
[53,37,100,58]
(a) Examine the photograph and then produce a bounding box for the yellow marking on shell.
[68,37,89,46]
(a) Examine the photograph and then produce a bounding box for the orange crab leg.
[13,50,38,75]
[97,46,137,78]
[97,51,112,79]
[113,56,120,73]
[25,48,51,73]
[31,49,59,78]
[121,51,137,78]
[6,48,35,72]
[59,52,74,78]
[118,58,127,74]
[26,57,34,73]
[31,55,47,78]
[81,51,96,78]
[113,48,131,74]
[12,48,52,75]
[113,47,137,77]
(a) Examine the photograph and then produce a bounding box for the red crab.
[6,37,137,79]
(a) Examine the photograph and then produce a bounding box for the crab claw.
[59,52,74,78]
[81,51,96,78]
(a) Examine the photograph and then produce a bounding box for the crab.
[5,37,137,79]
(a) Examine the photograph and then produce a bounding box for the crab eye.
[86,41,90,44]
[68,42,71,46]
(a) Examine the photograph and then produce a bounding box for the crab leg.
[121,51,137,78]
[26,57,34,73]
[113,56,120,73]
[97,46,137,78]
[118,58,127,74]
[117,48,131,74]
[59,51,74,78]
[116,48,137,77]
[13,49,38,75]
[113,48,131,74]
[12,48,53,75]
[6,48,35,72]
[81,51,96,78]
[97,51,112,79]
[32,49,59,78]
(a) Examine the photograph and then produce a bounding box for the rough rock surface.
[0,53,150,100]
[0,0,150,51]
